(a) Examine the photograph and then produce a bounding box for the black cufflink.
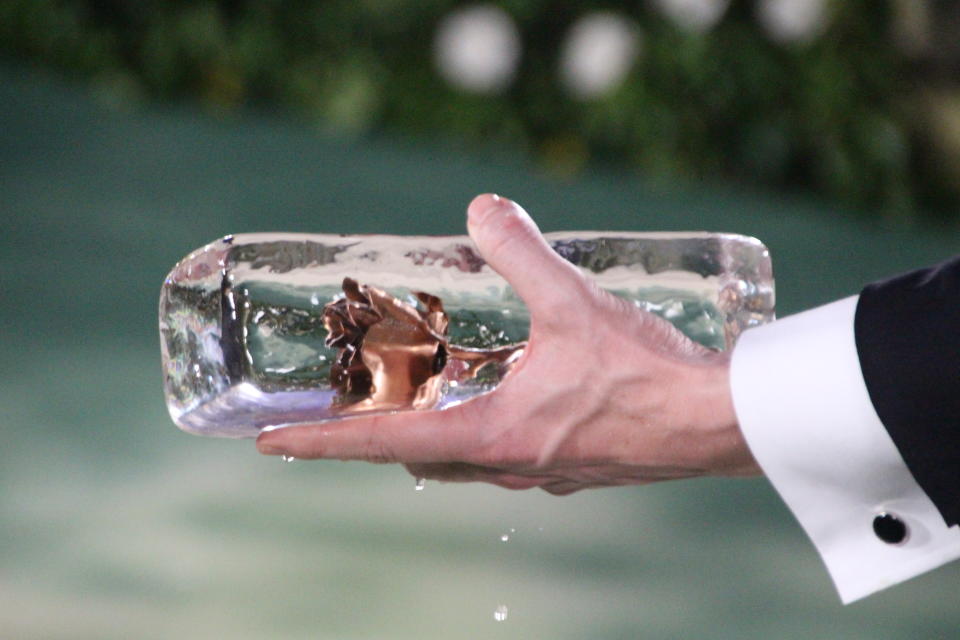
[873,512,908,545]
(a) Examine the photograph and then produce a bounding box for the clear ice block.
[159,232,774,438]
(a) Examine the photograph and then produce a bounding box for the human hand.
[256,194,761,494]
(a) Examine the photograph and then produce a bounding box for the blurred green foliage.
[2,0,959,222]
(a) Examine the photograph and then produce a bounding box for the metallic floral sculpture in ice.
[322,278,522,413]
[159,232,774,438]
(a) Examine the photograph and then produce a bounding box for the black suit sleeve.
[854,255,960,526]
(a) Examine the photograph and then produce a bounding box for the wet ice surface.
[160,233,774,438]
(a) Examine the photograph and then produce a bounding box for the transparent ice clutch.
[159,233,774,437]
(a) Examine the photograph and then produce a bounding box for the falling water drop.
[493,604,508,622]
[500,534,509,542]
[415,477,426,491]
[281,455,295,463]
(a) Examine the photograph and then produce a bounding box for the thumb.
[467,194,587,318]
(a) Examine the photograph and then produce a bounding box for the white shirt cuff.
[730,295,960,604]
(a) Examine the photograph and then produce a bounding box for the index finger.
[255,401,482,463]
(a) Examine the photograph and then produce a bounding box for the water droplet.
[310,293,320,306]
[281,455,295,463]
[415,477,425,491]
[493,604,508,622]
[500,534,509,542]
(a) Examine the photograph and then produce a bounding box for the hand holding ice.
[159,232,774,437]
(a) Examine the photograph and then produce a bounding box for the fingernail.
[257,441,286,456]
[486,194,512,216]
[469,194,512,226]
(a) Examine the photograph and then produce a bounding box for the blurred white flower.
[434,5,522,93]
[560,12,642,99]
[650,0,730,33]
[757,0,830,44]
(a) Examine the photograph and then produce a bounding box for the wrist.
[683,353,761,477]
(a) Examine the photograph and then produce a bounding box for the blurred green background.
[4,0,960,223]
[2,1,960,638]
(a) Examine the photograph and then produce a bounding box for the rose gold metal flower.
[323,278,524,413]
